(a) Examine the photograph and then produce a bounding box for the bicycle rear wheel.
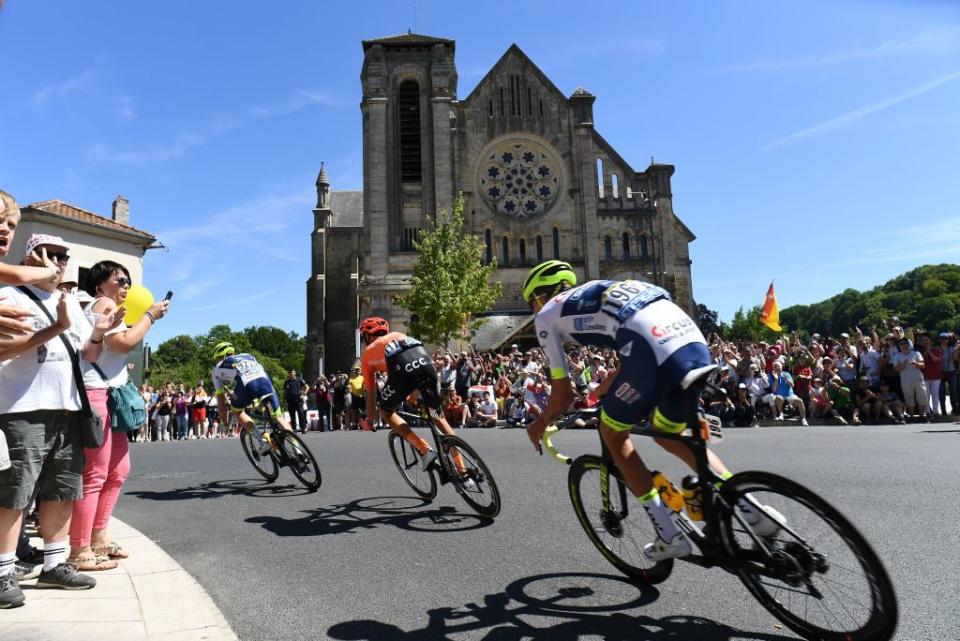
[240,426,278,482]
[718,471,898,641]
[278,431,322,491]
[568,455,673,584]
[440,435,501,518]
[388,431,437,499]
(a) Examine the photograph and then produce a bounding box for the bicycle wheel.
[278,431,322,491]
[440,435,501,518]
[718,471,898,641]
[240,426,278,482]
[388,431,437,499]
[568,455,673,584]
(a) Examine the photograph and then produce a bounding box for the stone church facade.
[306,34,696,380]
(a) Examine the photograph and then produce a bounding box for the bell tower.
[305,163,331,380]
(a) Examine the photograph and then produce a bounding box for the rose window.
[477,140,560,219]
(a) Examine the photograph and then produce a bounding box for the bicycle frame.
[395,410,457,485]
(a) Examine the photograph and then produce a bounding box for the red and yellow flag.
[760,282,782,332]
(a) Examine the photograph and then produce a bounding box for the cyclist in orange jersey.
[358,317,466,476]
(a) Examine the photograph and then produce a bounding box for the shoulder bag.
[90,362,147,432]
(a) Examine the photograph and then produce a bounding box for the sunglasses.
[47,252,70,263]
[116,277,132,287]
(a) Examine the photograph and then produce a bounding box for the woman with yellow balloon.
[68,261,169,571]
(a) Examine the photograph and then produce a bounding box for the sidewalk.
[0,517,237,641]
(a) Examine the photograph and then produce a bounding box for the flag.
[760,282,782,332]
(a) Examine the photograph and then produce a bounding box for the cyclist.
[521,260,783,561]
[357,317,471,487]
[211,341,294,452]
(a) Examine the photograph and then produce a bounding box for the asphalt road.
[115,424,960,641]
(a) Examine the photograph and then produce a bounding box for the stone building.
[306,34,696,379]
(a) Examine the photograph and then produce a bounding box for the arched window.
[626,186,633,199]
[604,236,612,260]
[596,158,604,199]
[552,227,560,259]
[485,229,492,263]
[535,236,543,262]
[611,174,619,199]
[622,232,630,259]
[502,236,509,264]
[398,80,422,183]
[640,235,649,258]
[519,238,527,264]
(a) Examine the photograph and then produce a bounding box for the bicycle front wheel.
[568,455,673,584]
[719,471,898,641]
[240,427,278,482]
[440,435,501,518]
[388,431,437,499]
[278,431,322,491]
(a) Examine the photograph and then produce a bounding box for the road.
[115,424,960,640]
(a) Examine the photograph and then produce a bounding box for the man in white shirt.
[473,391,498,428]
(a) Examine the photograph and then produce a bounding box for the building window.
[398,80,422,183]
[499,87,505,115]
[535,236,543,262]
[485,229,492,263]
[641,235,649,258]
[622,233,630,259]
[527,87,533,115]
[611,174,619,199]
[519,238,526,264]
[626,186,633,199]
[604,236,612,260]
[403,227,421,251]
[539,99,543,116]
[596,158,604,198]
[502,236,509,264]
[552,227,560,259]
[488,99,493,116]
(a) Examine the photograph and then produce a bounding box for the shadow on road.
[246,495,493,537]
[918,429,960,434]
[326,571,796,641]
[127,478,311,501]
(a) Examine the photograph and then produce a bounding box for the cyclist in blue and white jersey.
[522,260,783,561]
[210,342,294,446]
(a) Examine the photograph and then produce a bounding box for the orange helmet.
[359,316,389,339]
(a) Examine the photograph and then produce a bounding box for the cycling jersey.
[211,353,279,413]
[361,332,442,411]
[533,280,710,432]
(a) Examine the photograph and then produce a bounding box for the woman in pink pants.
[68,261,169,570]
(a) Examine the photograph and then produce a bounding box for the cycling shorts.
[379,345,442,412]
[600,316,711,434]
[230,378,281,417]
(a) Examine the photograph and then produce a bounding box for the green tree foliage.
[148,324,305,392]
[723,306,781,343]
[398,193,503,346]
[693,302,722,336]
[778,264,960,336]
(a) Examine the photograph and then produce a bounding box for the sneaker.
[0,573,24,609]
[776,414,785,422]
[643,535,692,562]
[741,502,787,539]
[836,416,848,425]
[35,563,96,590]
[800,418,809,426]
[420,449,438,471]
[14,560,40,581]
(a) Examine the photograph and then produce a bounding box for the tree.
[693,302,722,337]
[398,193,503,346]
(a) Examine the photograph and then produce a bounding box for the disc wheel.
[240,426,278,482]
[718,471,898,641]
[388,430,437,499]
[278,431,322,491]
[440,435,501,518]
[568,455,673,584]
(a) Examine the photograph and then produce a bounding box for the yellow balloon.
[123,285,154,325]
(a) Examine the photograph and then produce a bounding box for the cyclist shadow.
[126,478,310,501]
[326,571,797,641]
[245,495,493,538]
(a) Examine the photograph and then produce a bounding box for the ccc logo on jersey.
[404,357,430,373]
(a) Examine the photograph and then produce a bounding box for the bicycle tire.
[388,431,437,499]
[440,435,501,518]
[278,431,322,492]
[718,471,898,641]
[568,455,673,584]
[240,427,279,482]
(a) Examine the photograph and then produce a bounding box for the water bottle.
[651,470,685,513]
[681,475,703,521]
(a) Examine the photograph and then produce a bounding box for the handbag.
[90,363,147,432]
[16,286,104,448]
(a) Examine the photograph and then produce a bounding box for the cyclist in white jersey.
[522,260,784,561]
[210,342,294,443]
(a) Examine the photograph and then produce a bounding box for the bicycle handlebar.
[540,426,571,466]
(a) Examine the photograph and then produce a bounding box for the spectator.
[917,334,942,417]
[828,379,854,424]
[769,361,809,426]
[283,369,309,433]
[877,381,906,424]
[442,389,468,429]
[154,390,173,441]
[469,391,498,428]
[744,364,777,417]
[858,337,881,388]
[853,377,882,425]
[438,354,456,391]
[706,388,735,427]
[174,391,188,439]
[454,352,474,400]
[70,259,169,570]
[191,384,208,437]
[314,375,331,431]
[347,367,364,429]
[893,338,927,421]
[331,373,347,430]
[136,384,152,444]
[1,233,123,607]
[940,333,958,416]
[732,383,756,427]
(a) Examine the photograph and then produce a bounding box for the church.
[306,33,696,380]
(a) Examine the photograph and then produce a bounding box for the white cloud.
[32,68,97,107]
[116,95,136,121]
[763,68,960,150]
[725,26,960,72]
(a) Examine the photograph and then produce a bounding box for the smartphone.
[164,290,174,301]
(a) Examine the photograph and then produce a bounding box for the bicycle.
[539,365,898,641]
[389,408,502,518]
[239,396,323,492]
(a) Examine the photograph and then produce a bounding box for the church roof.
[24,199,156,243]
[462,43,568,105]
[362,33,455,50]
[329,191,364,228]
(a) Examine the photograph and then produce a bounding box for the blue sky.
[2,1,958,346]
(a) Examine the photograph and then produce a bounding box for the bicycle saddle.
[680,364,719,390]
